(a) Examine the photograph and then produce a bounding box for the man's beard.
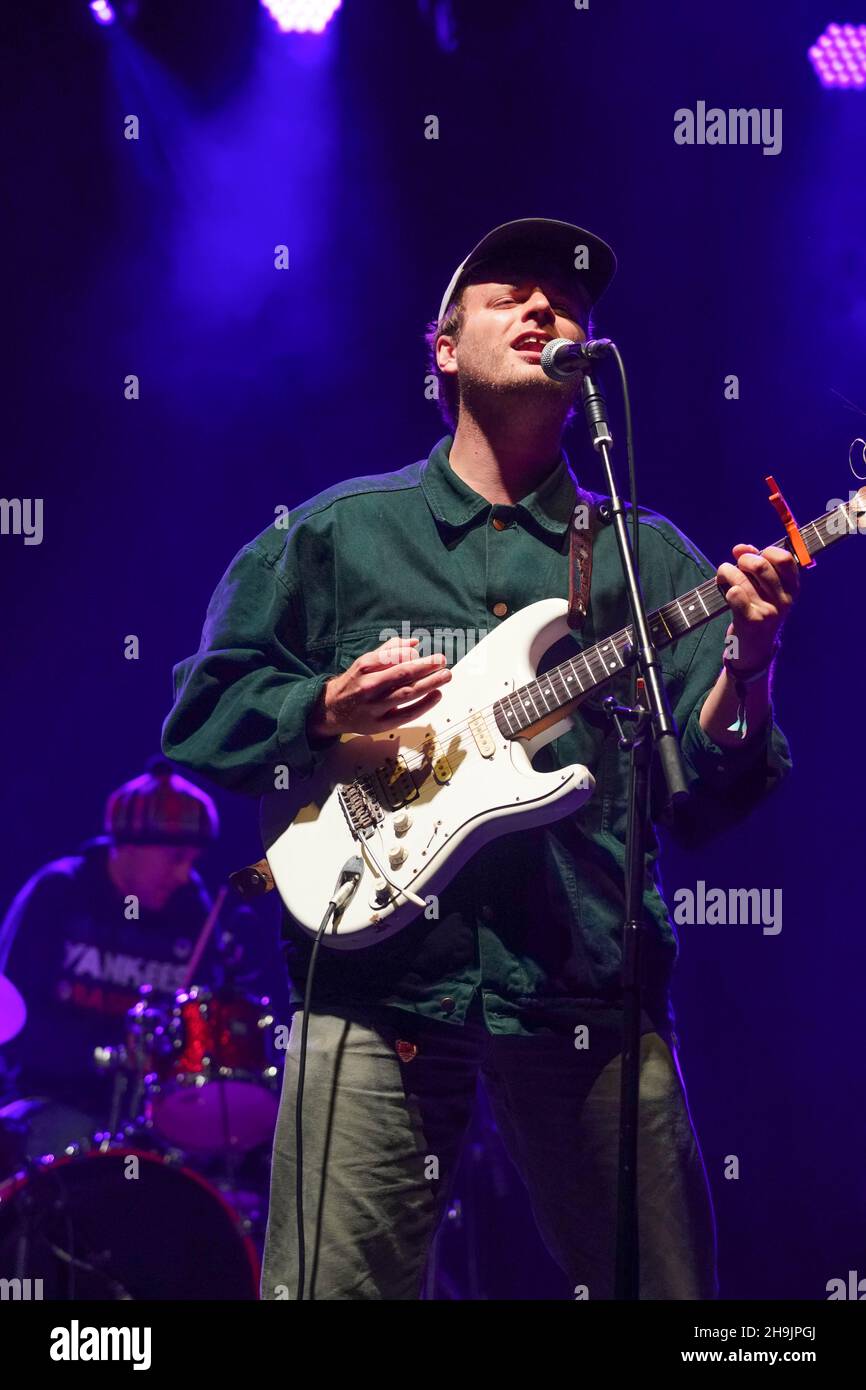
[457,353,580,424]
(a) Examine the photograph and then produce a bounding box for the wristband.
[722,641,780,741]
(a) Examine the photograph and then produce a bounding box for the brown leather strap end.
[229,857,275,898]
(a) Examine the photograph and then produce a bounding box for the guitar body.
[260,598,594,947]
[257,482,863,949]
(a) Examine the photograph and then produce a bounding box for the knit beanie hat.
[104,757,219,847]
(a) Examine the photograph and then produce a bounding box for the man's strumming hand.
[308,636,452,740]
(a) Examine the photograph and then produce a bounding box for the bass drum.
[0,1146,260,1300]
[0,1096,99,1175]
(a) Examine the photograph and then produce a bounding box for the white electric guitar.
[260,487,865,947]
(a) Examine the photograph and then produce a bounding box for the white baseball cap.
[436,216,617,328]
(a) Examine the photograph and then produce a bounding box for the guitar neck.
[493,492,864,739]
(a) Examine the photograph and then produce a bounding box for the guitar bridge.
[338,780,383,839]
[339,749,422,841]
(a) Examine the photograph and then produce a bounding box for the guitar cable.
[294,855,363,1301]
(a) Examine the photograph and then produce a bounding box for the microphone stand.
[579,365,690,1300]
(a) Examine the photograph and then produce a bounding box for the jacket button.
[492,516,507,531]
[492,601,508,618]
[440,996,455,1014]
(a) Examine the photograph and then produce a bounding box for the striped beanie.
[105,757,219,847]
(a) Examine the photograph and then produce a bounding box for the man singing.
[162,218,797,1300]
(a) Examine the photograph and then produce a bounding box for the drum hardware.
[96,983,281,1158]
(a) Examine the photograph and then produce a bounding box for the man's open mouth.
[511,333,553,357]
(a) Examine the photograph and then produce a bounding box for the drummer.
[0,759,224,1153]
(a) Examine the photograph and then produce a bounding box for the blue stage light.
[89,0,116,24]
[808,23,866,88]
[260,0,342,35]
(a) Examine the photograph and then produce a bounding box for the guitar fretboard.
[493,492,864,739]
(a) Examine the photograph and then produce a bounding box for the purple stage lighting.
[808,23,866,88]
[88,0,116,23]
[260,0,342,34]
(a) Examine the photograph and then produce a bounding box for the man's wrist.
[715,639,779,744]
[307,679,335,743]
[722,639,781,684]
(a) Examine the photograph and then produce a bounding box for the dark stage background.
[2,0,865,1299]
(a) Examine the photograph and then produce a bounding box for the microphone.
[540,336,613,382]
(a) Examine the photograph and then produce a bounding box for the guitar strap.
[567,487,603,630]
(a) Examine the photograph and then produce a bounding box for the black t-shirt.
[0,839,215,1114]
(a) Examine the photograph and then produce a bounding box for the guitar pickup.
[373,755,419,810]
[423,733,452,784]
[468,711,495,758]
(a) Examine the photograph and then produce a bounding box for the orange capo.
[764,475,815,569]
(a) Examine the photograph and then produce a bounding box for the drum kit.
[0,936,282,1300]
[0,927,568,1300]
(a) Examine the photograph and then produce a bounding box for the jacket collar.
[420,434,581,538]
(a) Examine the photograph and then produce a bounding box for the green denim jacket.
[162,435,792,1036]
